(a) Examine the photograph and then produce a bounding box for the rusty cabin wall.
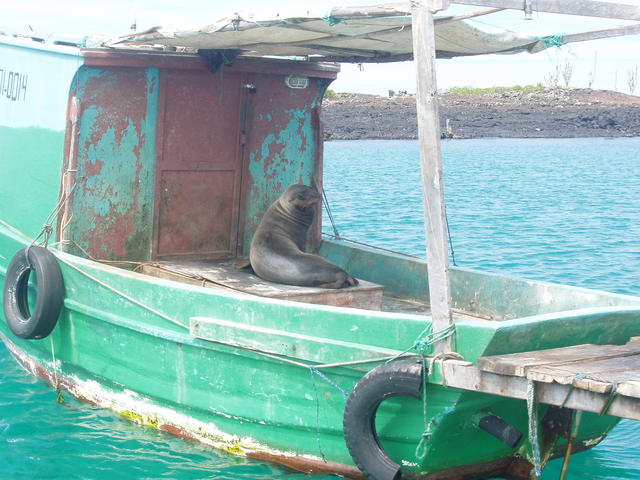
[61,57,335,262]
[239,72,331,256]
[62,66,158,261]
[153,68,243,260]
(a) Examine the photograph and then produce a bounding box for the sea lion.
[249,184,358,289]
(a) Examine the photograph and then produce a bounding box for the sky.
[2,0,639,95]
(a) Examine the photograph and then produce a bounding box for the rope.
[383,323,455,367]
[532,34,565,49]
[527,379,543,480]
[599,384,618,416]
[309,367,349,398]
[322,232,420,259]
[415,324,456,353]
[444,207,457,266]
[53,254,189,331]
[322,16,343,26]
[321,186,340,239]
[387,323,458,461]
[309,368,328,461]
[469,15,566,51]
[57,239,145,268]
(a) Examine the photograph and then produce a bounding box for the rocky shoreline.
[321,88,640,140]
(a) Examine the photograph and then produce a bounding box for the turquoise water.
[1,137,639,479]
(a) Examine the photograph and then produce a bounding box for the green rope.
[322,16,343,25]
[410,324,456,460]
[599,384,618,416]
[532,34,565,48]
[414,324,455,354]
[470,16,565,50]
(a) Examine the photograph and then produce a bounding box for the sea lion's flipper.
[236,261,255,274]
[346,275,359,287]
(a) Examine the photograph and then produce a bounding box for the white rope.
[54,255,189,331]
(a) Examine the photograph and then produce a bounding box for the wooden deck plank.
[478,337,640,377]
[618,380,640,398]
[140,260,384,310]
[439,338,640,419]
[526,355,640,394]
[438,360,640,420]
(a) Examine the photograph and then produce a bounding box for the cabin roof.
[103,5,556,62]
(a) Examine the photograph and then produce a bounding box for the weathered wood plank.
[563,24,640,45]
[527,355,640,394]
[438,360,640,420]
[478,337,640,376]
[411,0,453,353]
[140,261,384,310]
[450,0,640,21]
[618,381,640,399]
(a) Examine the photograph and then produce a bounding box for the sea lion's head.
[281,184,322,212]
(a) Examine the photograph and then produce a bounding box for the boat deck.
[440,337,640,420]
[138,260,484,321]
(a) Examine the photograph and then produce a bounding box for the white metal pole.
[411,0,453,353]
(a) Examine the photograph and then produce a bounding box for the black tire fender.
[3,246,64,339]
[343,357,424,480]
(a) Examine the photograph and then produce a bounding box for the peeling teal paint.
[82,116,143,216]
[69,67,158,260]
[243,106,318,252]
[73,67,110,100]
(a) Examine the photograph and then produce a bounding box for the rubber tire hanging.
[3,246,64,339]
[343,357,424,480]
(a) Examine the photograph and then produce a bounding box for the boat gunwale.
[2,221,639,328]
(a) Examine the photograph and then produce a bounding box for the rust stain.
[246,451,366,479]
[69,67,156,261]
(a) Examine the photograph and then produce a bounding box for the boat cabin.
[55,50,394,309]
[59,51,335,262]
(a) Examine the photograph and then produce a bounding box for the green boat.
[2,2,640,479]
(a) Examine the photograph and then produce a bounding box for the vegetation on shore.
[325,84,556,99]
[443,84,546,95]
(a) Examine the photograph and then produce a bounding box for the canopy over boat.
[103,1,640,63]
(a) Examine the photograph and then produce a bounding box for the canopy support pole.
[411,0,452,354]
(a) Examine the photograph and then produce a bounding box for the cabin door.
[153,69,244,260]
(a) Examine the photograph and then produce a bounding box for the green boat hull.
[2,222,638,477]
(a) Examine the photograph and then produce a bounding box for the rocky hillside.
[321,88,640,140]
